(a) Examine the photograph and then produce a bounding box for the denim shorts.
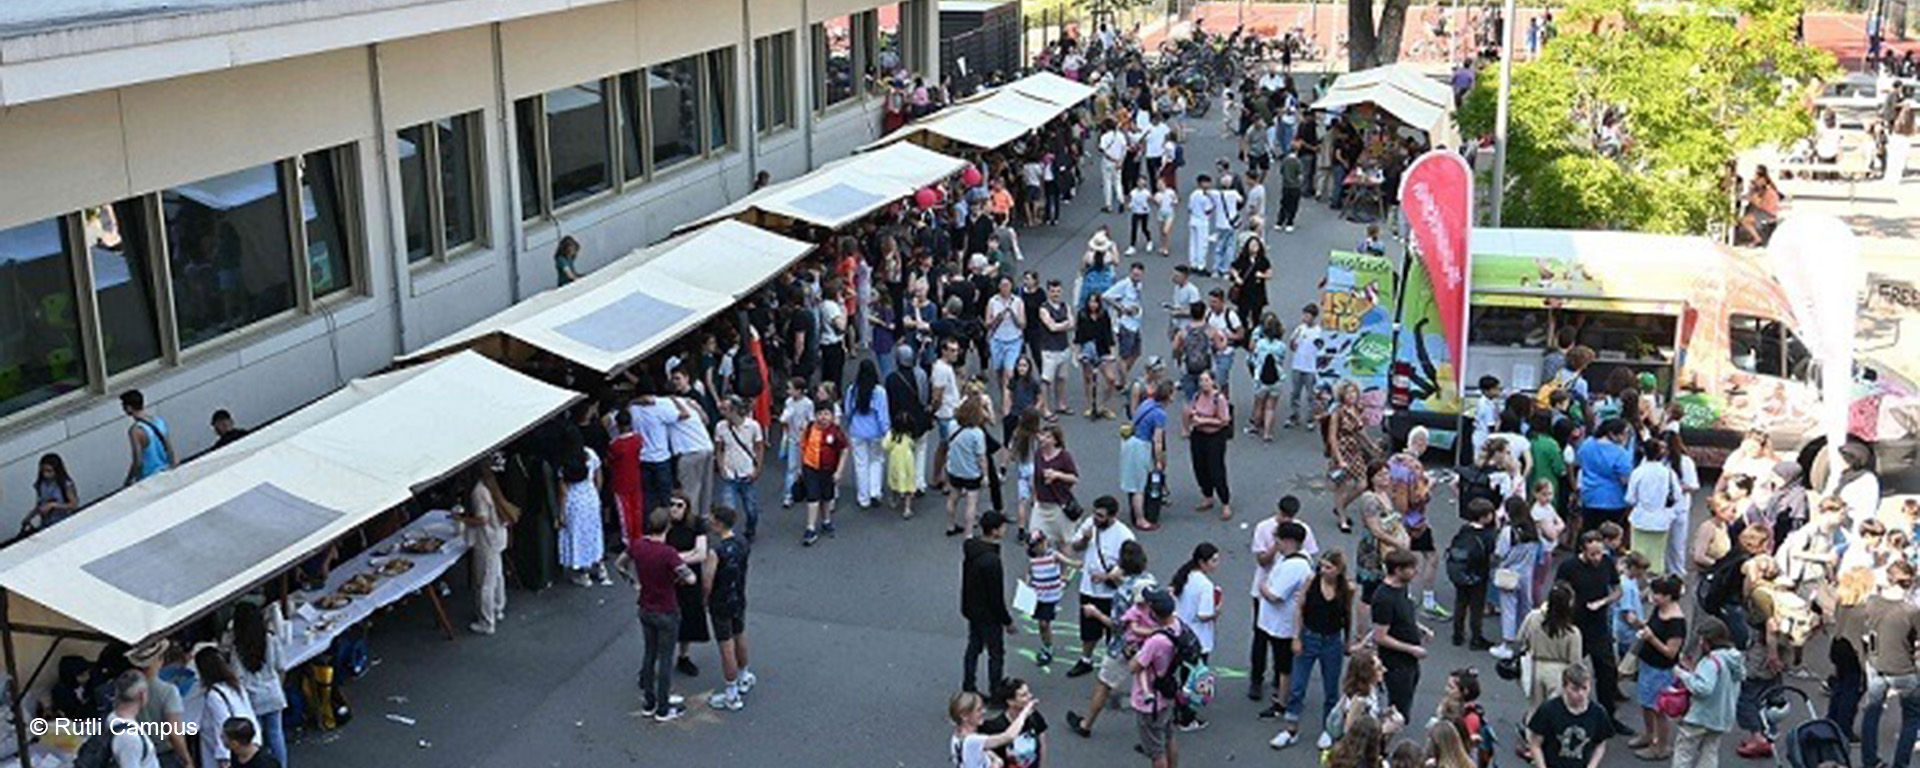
[1117,328,1141,358]
[990,336,1023,371]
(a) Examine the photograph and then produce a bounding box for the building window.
[397,112,485,264]
[545,80,613,209]
[813,14,860,111]
[706,49,734,154]
[0,218,85,417]
[651,55,706,172]
[873,6,903,89]
[1729,314,1812,380]
[299,145,360,297]
[161,163,298,350]
[514,97,544,220]
[618,73,649,183]
[83,201,163,375]
[755,33,795,133]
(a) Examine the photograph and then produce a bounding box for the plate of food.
[315,594,352,610]
[339,574,379,596]
[377,558,415,577]
[402,536,445,555]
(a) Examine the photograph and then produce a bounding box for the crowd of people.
[27,19,1911,768]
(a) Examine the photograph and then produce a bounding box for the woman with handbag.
[1628,575,1687,760]
[1030,425,1082,563]
[1491,498,1543,662]
[1670,617,1745,768]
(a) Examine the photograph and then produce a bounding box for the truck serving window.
[1730,314,1814,380]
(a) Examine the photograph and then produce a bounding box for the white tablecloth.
[278,510,470,669]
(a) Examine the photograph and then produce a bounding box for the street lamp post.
[1489,0,1518,226]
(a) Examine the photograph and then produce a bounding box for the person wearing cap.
[126,639,190,766]
[962,511,1015,694]
[1130,587,1185,768]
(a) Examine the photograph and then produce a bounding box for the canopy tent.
[0,351,578,649]
[863,72,1096,152]
[1313,64,1458,145]
[678,142,967,233]
[403,220,815,374]
[1322,63,1454,110]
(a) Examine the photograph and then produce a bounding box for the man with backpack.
[1132,588,1195,768]
[884,347,932,494]
[1171,305,1224,430]
[1447,499,1499,650]
[77,670,157,768]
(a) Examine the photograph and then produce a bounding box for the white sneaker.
[1125,246,1137,255]
[1286,225,1296,233]
[737,670,757,695]
[1489,644,1516,660]
[467,621,495,635]
[1270,730,1299,749]
[708,691,744,711]
[1316,732,1334,750]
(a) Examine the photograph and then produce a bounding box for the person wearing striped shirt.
[1027,532,1066,666]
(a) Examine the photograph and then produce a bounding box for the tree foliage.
[1456,0,1835,233]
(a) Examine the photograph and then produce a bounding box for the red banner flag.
[1398,150,1474,396]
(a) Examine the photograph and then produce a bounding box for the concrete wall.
[0,0,938,529]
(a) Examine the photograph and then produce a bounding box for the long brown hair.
[1315,549,1354,610]
[1326,714,1385,768]
[1342,647,1382,698]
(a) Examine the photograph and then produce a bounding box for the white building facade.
[0,0,937,525]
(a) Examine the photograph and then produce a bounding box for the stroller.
[1758,684,1850,768]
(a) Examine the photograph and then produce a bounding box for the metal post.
[1489,0,1517,226]
[2,592,30,768]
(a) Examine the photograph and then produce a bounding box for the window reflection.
[437,115,481,251]
[651,56,705,171]
[0,218,84,416]
[301,146,356,296]
[161,163,297,349]
[85,201,162,374]
[816,15,857,109]
[545,80,612,208]
[398,125,433,262]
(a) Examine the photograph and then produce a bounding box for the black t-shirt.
[1303,576,1351,637]
[1555,556,1615,634]
[1369,582,1422,668]
[1074,309,1112,353]
[981,709,1049,768]
[708,535,750,612]
[1527,696,1614,768]
[1637,614,1686,669]
[1038,301,1072,352]
[232,750,283,768]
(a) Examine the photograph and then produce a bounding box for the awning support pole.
[2,591,32,768]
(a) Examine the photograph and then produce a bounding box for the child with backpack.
[1447,499,1499,649]
[1131,588,1208,768]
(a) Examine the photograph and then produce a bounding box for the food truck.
[1376,228,1919,469]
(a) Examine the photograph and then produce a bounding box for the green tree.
[1457,0,1834,233]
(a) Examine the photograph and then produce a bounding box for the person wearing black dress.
[665,493,711,678]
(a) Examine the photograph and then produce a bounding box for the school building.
[0,0,940,524]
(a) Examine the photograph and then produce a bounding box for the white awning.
[404,220,815,373]
[1313,76,1457,145]
[680,142,968,232]
[0,351,579,645]
[1004,71,1098,107]
[1323,63,1455,109]
[860,72,1096,153]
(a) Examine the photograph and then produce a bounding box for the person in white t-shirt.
[1143,112,1174,182]
[949,690,1036,768]
[1257,522,1315,719]
[1154,179,1179,258]
[1127,177,1155,254]
[1172,543,1222,729]
[1099,120,1130,212]
[1187,175,1218,273]
[108,671,160,768]
[1065,497,1137,677]
[1285,303,1323,427]
[930,338,964,489]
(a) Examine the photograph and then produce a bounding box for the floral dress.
[557,448,603,570]
[1355,491,1402,584]
[1328,404,1371,481]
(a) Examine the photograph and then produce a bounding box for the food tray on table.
[278,510,470,669]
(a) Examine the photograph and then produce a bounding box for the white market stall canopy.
[405,220,815,374]
[0,351,579,644]
[864,71,1097,152]
[1313,64,1458,145]
[679,142,968,232]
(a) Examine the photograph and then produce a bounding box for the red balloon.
[915,187,939,209]
[961,166,983,187]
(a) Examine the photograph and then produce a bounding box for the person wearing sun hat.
[126,639,192,765]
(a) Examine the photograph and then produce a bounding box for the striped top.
[1029,551,1065,603]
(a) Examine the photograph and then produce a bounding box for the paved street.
[296,96,1717,768]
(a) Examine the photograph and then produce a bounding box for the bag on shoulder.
[1152,624,1216,709]
[1182,326,1212,375]
[733,351,765,399]
[73,731,131,768]
[1257,349,1283,386]
[1698,549,1751,615]
[1445,528,1489,587]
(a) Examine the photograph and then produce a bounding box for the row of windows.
[0,7,928,422]
[0,147,362,419]
[515,48,737,220]
[811,4,926,113]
